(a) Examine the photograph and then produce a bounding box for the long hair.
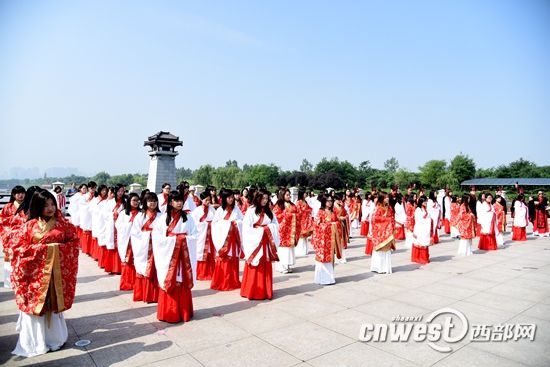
[9,185,26,203]
[220,189,235,210]
[319,193,333,211]
[125,193,141,215]
[166,190,188,226]
[461,194,471,213]
[253,188,273,220]
[28,190,57,221]
[141,192,160,213]
[417,195,428,210]
[276,188,291,210]
[16,185,41,215]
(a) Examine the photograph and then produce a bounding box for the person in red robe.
[115,193,141,291]
[478,193,498,251]
[493,195,506,247]
[131,192,161,303]
[404,194,416,249]
[295,189,314,257]
[102,185,125,274]
[449,196,461,239]
[370,192,395,273]
[534,192,549,237]
[240,189,280,300]
[191,192,217,280]
[512,194,529,241]
[273,188,301,273]
[210,189,243,291]
[457,195,475,256]
[10,189,79,357]
[412,195,432,264]
[360,192,372,237]
[311,194,343,284]
[333,193,349,262]
[1,185,26,289]
[158,182,172,213]
[152,191,197,323]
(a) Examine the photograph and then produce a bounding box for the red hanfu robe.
[412,207,431,264]
[1,202,26,262]
[534,197,549,235]
[152,211,197,323]
[346,198,359,223]
[477,202,498,251]
[273,203,301,247]
[211,206,244,291]
[191,205,216,280]
[512,201,528,241]
[457,207,476,240]
[296,200,314,238]
[493,202,506,234]
[10,212,79,315]
[115,209,139,290]
[240,209,280,300]
[405,202,415,232]
[450,203,460,231]
[312,209,343,263]
[371,206,396,252]
[334,203,350,247]
[131,211,161,302]
[360,199,371,236]
[79,192,95,256]
[102,199,124,274]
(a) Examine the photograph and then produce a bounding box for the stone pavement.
[1,223,550,367]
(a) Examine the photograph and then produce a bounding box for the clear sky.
[1,0,548,178]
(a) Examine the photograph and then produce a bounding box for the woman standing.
[512,194,528,241]
[493,195,506,247]
[273,188,301,274]
[0,185,26,289]
[210,189,243,291]
[115,193,141,291]
[158,183,172,214]
[478,193,498,251]
[131,192,161,303]
[102,185,125,274]
[152,191,197,323]
[10,190,79,357]
[240,189,280,300]
[427,191,442,244]
[370,192,395,273]
[457,195,475,256]
[311,194,343,284]
[295,189,314,257]
[449,196,461,239]
[191,192,217,280]
[404,193,416,250]
[412,196,431,264]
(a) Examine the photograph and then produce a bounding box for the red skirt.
[143,267,160,303]
[478,233,497,251]
[157,286,193,323]
[211,256,241,291]
[395,226,405,240]
[443,218,451,234]
[360,221,369,237]
[98,245,108,268]
[432,231,439,244]
[512,226,527,241]
[119,263,135,291]
[103,249,122,274]
[133,275,145,301]
[240,258,273,300]
[196,253,216,281]
[476,223,481,237]
[91,238,100,261]
[81,230,92,255]
[365,238,373,256]
[411,245,430,264]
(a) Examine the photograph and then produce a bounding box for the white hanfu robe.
[241,208,280,266]
[191,205,217,262]
[211,206,244,257]
[131,212,161,276]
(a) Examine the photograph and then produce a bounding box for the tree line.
[1,156,548,193]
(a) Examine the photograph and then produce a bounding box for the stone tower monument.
[144,131,183,193]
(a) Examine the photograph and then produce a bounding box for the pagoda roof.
[144,131,183,147]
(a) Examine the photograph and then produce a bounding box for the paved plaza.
[1,222,550,367]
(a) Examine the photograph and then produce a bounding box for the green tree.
[92,171,111,185]
[176,167,193,182]
[213,166,241,188]
[419,160,447,189]
[193,164,215,185]
[300,158,313,173]
[384,157,399,174]
[506,158,540,178]
[449,153,476,185]
[225,160,239,168]
[393,168,417,189]
[315,157,357,187]
[244,164,280,187]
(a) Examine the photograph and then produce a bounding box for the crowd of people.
[0,181,548,358]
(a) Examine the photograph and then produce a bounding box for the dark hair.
[200,191,210,201]
[166,190,188,225]
[319,193,334,211]
[247,185,258,204]
[88,181,97,189]
[139,189,150,204]
[78,183,88,190]
[417,195,428,209]
[461,194,471,212]
[28,190,57,221]
[141,192,160,213]
[221,189,235,210]
[125,193,141,215]
[54,186,62,194]
[16,186,41,215]
[297,189,306,201]
[9,185,26,203]
[253,188,273,220]
[97,184,108,198]
[407,193,416,205]
[162,182,171,189]
[517,194,525,203]
[428,190,437,202]
[276,188,291,210]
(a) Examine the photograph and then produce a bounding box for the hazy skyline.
[1,0,548,179]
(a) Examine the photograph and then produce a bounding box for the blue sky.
[0,0,548,178]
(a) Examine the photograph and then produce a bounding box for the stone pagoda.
[144,131,183,193]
